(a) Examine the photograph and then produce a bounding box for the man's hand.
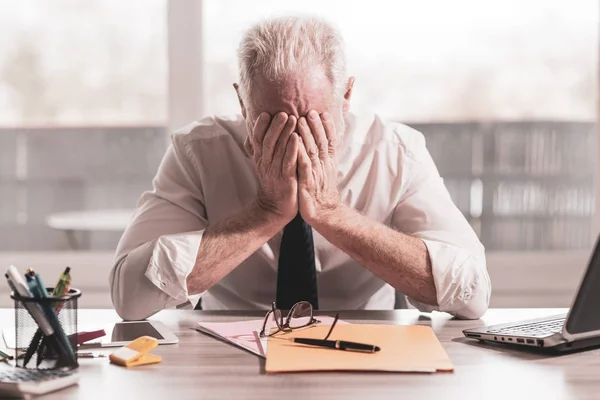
[252,111,299,223]
[297,110,342,226]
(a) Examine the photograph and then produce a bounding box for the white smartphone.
[3,320,178,350]
[85,320,179,348]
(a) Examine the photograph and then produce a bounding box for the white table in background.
[46,209,134,249]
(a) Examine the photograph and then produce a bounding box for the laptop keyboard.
[487,318,565,337]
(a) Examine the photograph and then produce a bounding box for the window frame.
[167,0,206,134]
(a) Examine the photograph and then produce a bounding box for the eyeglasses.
[259,301,320,337]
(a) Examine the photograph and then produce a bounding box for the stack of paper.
[266,324,454,373]
[196,316,343,358]
[196,319,267,357]
[196,318,454,374]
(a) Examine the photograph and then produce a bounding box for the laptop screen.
[566,237,600,334]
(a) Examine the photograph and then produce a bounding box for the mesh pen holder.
[10,288,81,370]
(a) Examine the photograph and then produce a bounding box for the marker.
[26,272,76,360]
[36,267,73,366]
[51,267,72,312]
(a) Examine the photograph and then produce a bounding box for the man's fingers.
[273,115,296,166]
[252,112,271,159]
[307,110,328,158]
[262,112,288,163]
[297,136,312,184]
[297,117,320,169]
[320,112,337,156]
[282,132,299,178]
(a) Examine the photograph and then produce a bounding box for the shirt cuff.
[144,231,204,304]
[408,239,481,315]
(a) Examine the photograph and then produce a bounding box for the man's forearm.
[186,204,286,295]
[311,205,438,306]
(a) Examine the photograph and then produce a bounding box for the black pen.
[292,338,380,353]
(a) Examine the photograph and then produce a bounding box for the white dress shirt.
[109,112,491,321]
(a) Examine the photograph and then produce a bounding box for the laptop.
[463,236,600,353]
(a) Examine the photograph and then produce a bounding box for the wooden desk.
[1,308,598,399]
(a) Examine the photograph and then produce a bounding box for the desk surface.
[1,308,598,400]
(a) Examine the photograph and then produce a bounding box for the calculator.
[0,367,79,398]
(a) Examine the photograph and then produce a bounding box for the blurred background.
[0,0,597,308]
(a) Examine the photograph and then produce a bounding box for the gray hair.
[237,15,347,106]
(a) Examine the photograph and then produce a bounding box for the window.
[202,0,598,252]
[195,0,599,307]
[0,0,168,251]
[0,0,597,308]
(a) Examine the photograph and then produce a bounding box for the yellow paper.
[266,324,453,373]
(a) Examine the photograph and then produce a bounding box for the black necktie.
[276,213,319,310]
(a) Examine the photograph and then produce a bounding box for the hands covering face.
[251,110,341,225]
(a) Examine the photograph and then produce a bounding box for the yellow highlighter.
[109,336,162,367]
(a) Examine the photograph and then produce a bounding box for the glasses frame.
[259,301,319,337]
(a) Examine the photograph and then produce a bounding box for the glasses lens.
[289,301,313,328]
[264,309,282,336]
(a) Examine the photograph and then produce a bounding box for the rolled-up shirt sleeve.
[392,129,491,319]
[109,133,208,321]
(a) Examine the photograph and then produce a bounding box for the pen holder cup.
[10,288,81,370]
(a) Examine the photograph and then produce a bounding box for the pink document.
[196,316,344,358]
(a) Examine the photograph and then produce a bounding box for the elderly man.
[109,16,490,321]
